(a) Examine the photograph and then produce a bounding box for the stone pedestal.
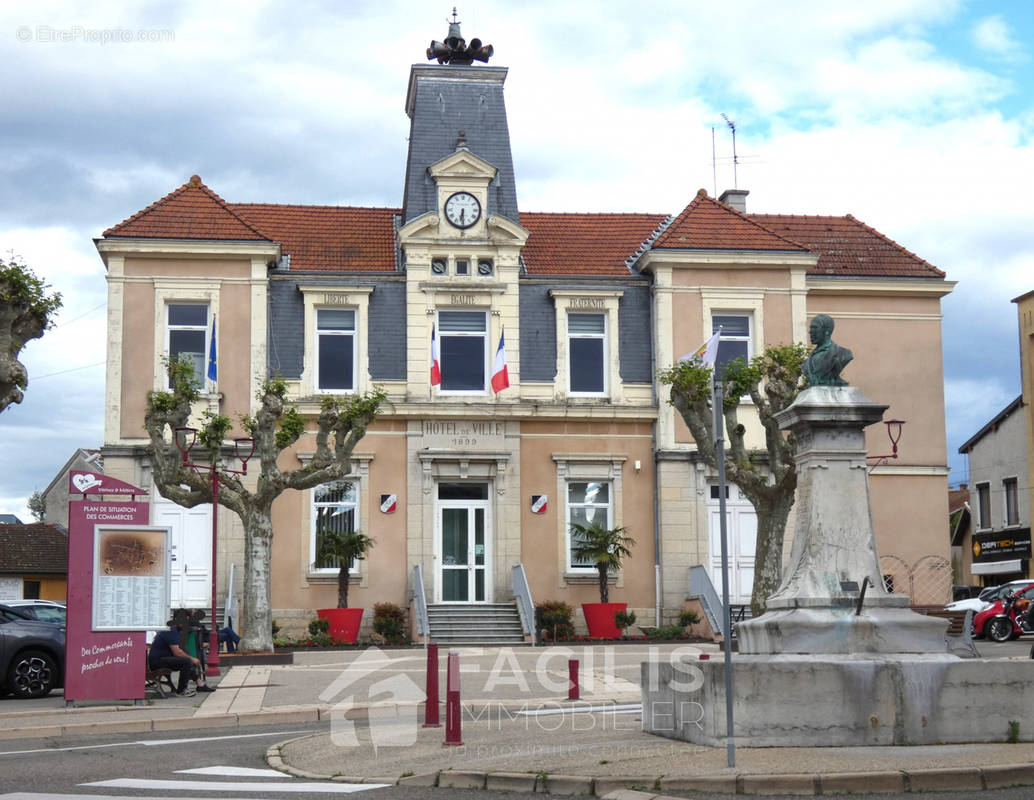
[737,386,945,654]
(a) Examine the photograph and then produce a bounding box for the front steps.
[426,603,527,645]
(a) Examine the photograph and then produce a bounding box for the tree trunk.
[239,504,275,652]
[597,566,609,603]
[749,490,796,617]
[337,565,349,608]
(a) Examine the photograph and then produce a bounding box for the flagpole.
[712,376,736,768]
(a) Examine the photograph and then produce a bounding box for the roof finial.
[456,130,468,151]
[427,9,494,64]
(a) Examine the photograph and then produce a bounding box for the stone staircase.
[426,602,527,645]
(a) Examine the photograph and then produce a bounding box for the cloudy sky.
[1,0,1031,520]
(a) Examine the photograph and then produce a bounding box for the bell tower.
[401,12,518,226]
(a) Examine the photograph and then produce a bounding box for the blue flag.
[207,314,217,382]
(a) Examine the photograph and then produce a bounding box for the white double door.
[707,485,757,607]
[152,493,212,609]
[435,483,491,603]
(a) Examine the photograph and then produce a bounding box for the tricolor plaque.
[530,494,547,514]
[380,493,398,514]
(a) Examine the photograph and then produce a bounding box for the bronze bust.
[802,314,852,386]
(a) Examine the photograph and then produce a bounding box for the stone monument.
[643,316,1034,746]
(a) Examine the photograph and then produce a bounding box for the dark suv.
[0,605,65,698]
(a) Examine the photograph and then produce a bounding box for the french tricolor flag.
[491,328,510,393]
[430,324,441,386]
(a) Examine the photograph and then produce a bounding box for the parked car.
[5,600,66,626]
[0,604,65,698]
[945,580,1031,614]
[972,583,1034,641]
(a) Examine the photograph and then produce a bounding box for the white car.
[945,580,1030,613]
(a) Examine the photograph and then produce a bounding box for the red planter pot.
[316,607,363,644]
[581,602,626,639]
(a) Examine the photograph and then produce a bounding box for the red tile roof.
[0,524,67,574]
[751,214,946,278]
[520,212,669,275]
[654,189,809,252]
[233,204,399,271]
[103,176,270,241]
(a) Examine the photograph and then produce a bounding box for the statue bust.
[802,314,853,386]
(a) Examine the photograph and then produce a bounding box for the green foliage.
[678,610,701,628]
[275,406,305,450]
[536,600,575,641]
[657,358,712,402]
[569,521,636,603]
[27,489,45,523]
[1008,720,1020,743]
[614,609,637,633]
[310,631,334,648]
[372,602,407,644]
[646,625,686,640]
[0,257,62,327]
[315,529,375,608]
[197,409,233,458]
[271,619,281,637]
[308,617,330,637]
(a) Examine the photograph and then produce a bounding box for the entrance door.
[152,493,212,609]
[707,485,757,607]
[437,483,490,603]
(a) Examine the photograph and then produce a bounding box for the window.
[712,314,751,378]
[438,310,486,392]
[311,481,359,573]
[977,483,991,530]
[22,580,40,600]
[567,481,612,570]
[455,259,469,276]
[1005,478,1019,526]
[569,313,606,394]
[167,303,208,385]
[316,309,355,392]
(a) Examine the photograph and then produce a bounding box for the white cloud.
[973,15,1025,62]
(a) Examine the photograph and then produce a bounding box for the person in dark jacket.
[148,615,215,694]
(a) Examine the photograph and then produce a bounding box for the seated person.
[149,615,215,694]
[219,623,241,653]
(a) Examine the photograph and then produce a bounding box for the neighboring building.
[1015,290,1034,582]
[948,483,972,586]
[94,24,954,635]
[0,515,23,525]
[40,449,103,529]
[0,523,68,601]
[958,396,1031,583]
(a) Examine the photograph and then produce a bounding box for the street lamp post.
[175,428,254,676]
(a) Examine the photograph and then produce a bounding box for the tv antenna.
[720,113,738,189]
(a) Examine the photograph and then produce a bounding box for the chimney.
[719,188,749,213]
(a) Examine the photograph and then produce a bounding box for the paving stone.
[819,771,904,794]
[539,774,595,795]
[398,772,440,787]
[740,772,817,796]
[906,767,983,793]
[593,776,657,796]
[660,775,738,795]
[438,770,486,789]
[486,771,538,792]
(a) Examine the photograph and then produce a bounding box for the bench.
[921,608,980,658]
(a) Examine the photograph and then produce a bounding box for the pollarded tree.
[145,359,385,652]
[659,344,807,616]
[0,257,62,414]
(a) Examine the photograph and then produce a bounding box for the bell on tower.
[426,8,494,65]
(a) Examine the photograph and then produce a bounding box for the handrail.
[689,564,725,638]
[512,563,536,645]
[412,563,430,647]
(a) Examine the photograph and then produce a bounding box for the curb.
[263,734,1034,796]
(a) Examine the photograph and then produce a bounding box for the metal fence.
[879,554,952,606]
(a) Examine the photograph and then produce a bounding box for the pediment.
[428,149,498,181]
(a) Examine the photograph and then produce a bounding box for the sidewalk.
[2,644,1034,796]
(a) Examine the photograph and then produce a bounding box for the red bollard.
[423,642,441,728]
[568,658,579,700]
[443,650,463,746]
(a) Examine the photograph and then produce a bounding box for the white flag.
[679,330,721,367]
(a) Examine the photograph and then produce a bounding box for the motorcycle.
[974,587,1034,642]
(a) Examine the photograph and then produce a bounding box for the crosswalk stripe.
[82,778,387,793]
[175,765,289,777]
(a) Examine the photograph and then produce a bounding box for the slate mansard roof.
[101,177,945,280]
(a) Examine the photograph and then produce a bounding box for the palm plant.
[315,529,375,608]
[569,521,636,603]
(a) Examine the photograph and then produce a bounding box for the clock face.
[444,192,481,229]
